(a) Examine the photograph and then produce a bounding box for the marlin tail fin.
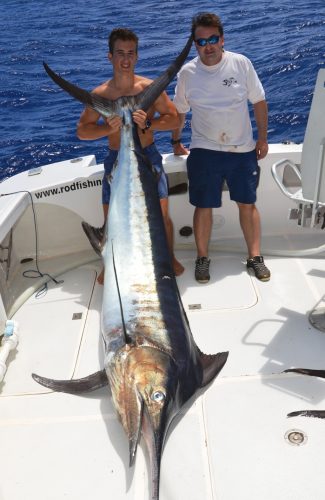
[43,62,118,117]
[136,35,193,112]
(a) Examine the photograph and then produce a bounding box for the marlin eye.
[151,391,165,402]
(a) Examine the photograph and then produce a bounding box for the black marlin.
[32,36,229,500]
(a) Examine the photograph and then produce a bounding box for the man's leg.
[193,207,213,258]
[237,202,261,257]
[192,207,212,283]
[96,203,109,285]
[237,202,270,281]
[103,203,109,221]
[160,198,184,276]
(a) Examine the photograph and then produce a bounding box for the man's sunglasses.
[195,35,220,47]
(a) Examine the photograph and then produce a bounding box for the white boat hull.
[1,144,325,499]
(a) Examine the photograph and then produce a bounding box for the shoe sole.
[247,268,271,282]
[195,277,210,283]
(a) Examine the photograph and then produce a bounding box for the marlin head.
[107,344,228,500]
[107,344,178,500]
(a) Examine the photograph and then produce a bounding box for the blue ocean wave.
[0,0,324,179]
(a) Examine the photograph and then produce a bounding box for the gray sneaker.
[195,256,211,283]
[82,221,105,257]
[246,255,270,281]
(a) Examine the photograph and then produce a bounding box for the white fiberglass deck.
[1,241,325,500]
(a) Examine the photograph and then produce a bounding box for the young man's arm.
[77,106,121,140]
[132,90,180,131]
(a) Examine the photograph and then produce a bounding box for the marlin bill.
[32,35,229,500]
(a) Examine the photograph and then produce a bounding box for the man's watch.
[171,138,182,145]
[142,119,152,132]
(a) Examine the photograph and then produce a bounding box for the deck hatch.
[188,304,202,310]
[177,256,257,312]
[72,312,83,320]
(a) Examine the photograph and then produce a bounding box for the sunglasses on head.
[195,35,220,47]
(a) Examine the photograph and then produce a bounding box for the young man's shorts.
[102,143,168,205]
[186,148,260,208]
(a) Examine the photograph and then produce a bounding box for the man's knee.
[237,202,256,212]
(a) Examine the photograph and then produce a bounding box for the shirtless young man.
[77,28,184,283]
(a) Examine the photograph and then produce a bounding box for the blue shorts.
[102,143,168,204]
[186,148,260,208]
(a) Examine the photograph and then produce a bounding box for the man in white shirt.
[172,12,270,283]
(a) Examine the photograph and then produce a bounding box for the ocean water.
[0,0,324,180]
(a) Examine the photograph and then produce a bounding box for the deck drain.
[284,429,307,446]
[188,304,202,310]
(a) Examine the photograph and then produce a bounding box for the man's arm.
[132,90,179,131]
[77,106,121,140]
[253,100,268,160]
[171,113,189,155]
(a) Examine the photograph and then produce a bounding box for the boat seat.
[271,69,325,228]
[0,192,30,244]
[0,192,30,280]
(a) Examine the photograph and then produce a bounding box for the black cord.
[0,190,64,296]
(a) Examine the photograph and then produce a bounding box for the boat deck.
[1,239,325,500]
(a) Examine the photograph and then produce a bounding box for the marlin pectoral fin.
[283,368,325,378]
[287,410,325,419]
[136,35,193,112]
[32,369,108,393]
[199,351,229,387]
[111,240,132,345]
[43,62,117,117]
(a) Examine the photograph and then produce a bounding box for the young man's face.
[108,39,138,73]
[194,26,224,67]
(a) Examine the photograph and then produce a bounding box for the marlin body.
[32,37,228,500]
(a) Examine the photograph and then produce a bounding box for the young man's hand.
[132,109,148,130]
[106,115,122,134]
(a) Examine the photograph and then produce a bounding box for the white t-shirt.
[173,51,265,152]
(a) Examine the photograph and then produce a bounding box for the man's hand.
[106,115,122,134]
[255,139,268,160]
[173,142,189,156]
[132,109,148,130]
